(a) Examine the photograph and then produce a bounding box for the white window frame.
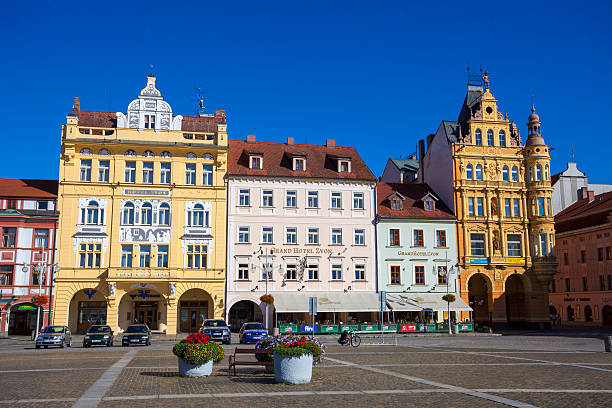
[237,263,250,280]
[142,162,154,184]
[285,190,297,208]
[160,162,171,184]
[307,228,319,245]
[331,192,342,209]
[354,229,365,245]
[238,189,250,207]
[185,163,196,185]
[353,192,364,210]
[80,159,92,182]
[354,264,366,281]
[262,190,273,207]
[262,227,274,244]
[331,264,343,280]
[285,227,297,245]
[307,191,319,208]
[98,160,110,182]
[238,226,250,243]
[331,228,343,245]
[202,164,213,186]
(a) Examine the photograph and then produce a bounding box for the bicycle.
[339,331,361,347]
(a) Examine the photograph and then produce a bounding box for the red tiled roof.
[555,191,612,233]
[377,182,454,219]
[550,172,561,186]
[227,140,376,181]
[0,179,58,198]
[78,111,117,128]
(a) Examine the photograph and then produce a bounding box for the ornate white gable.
[116,74,183,131]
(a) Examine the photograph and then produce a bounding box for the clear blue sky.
[2,1,610,182]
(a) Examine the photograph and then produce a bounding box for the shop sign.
[360,324,378,331]
[123,189,171,196]
[273,247,332,255]
[116,271,170,278]
[469,257,489,264]
[16,304,37,311]
[300,325,318,333]
[506,258,525,264]
[399,324,417,332]
[563,297,590,302]
[320,325,338,333]
[398,250,439,257]
[464,146,517,156]
[280,325,297,333]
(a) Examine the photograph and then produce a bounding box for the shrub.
[257,334,325,365]
[173,333,224,365]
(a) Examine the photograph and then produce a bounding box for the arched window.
[475,129,482,146]
[511,166,518,182]
[80,148,93,155]
[544,165,549,180]
[475,164,483,181]
[499,130,506,147]
[85,201,99,225]
[202,153,214,160]
[487,129,494,146]
[124,150,136,157]
[502,166,509,181]
[528,167,533,181]
[142,150,155,157]
[122,202,134,225]
[141,203,153,226]
[159,203,171,226]
[466,164,473,180]
[192,204,205,227]
[186,152,197,159]
[98,149,110,155]
[160,151,172,158]
[536,165,543,181]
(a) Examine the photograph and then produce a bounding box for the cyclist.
[338,330,349,345]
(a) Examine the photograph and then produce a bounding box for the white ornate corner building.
[52,72,228,334]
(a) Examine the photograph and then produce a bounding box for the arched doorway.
[602,305,612,326]
[468,273,490,324]
[567,305,575,321]
[228,300,263,332]
[118,288,165,332]
[178,289,213,333]
[584,305,593,322]
[506,275,527,328]
[69,289,108,333]
[549,305,557,315]
[8,303,39,335]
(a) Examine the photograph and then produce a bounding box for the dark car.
[122,325,151,347]
[83,325,114,347]
[199,319,231,344]
[36,326,72,349]
[239,322,268,344]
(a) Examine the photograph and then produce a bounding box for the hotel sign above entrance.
[272,247,333,255]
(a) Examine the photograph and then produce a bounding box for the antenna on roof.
[570,144,575,162]
[194,87,207,116]
[109,84,112,112]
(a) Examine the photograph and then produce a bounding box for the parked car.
[239,322,268,344]
[83,325,114,347]
[36,326,72,349]
[122,324,151,347]
[199,319,231,344]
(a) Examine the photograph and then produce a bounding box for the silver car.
[36,326,72,349]
[199,319,231,344]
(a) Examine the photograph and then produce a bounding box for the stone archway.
[228,300,264,332]
[467,273,491,324]
[505,274,527,328]
[68,289,108,333]
[602,305,612,326]
[8,303,39,335]
[118,288,165,332]
[178,289,214,333]
[584,305,593,322]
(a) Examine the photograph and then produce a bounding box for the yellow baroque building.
[52,73,228,334]
[421,71,557,329]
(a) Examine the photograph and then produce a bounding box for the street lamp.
[22,261,59,340]
[436,252,461,335]
[253,247,273,330]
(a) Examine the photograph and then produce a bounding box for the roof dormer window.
[339,159,351,173]
[293,157,306,171]
[423,196,436,212]
[391,198,402,210]
[249,155,262,170]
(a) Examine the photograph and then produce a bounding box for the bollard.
[451,324,459,334]
[604,336,612,352]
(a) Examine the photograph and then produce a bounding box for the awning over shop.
[386,293,472,312]
[273,292,380,313]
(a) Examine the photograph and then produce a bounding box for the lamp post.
[258,247,273,330]
[437,253,460,335]
[22,261,59,340]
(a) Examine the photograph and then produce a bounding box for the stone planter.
[274,352,313,384]
[177,357,213,377]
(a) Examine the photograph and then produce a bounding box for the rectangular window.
[538,198,545,216]
[124,161,136,183]
[144,114,155,129]
[507,234,522,257]
[285,264,297,280]
[37,201,48,210]
[238,263,249,280]
[239,189,250,206]
[285,191,297,208]
[563,252,569,265]
[98,160,110,182]
[79,243,102,268]
[565,278,571,292]
[600,275,606,291]
[185,163,196,185]
[238,227,250,243]
[1,227,16,248]
[0,265,13,285]
[142,162,154,184]
[468,197,475,216]
[551,279,556,293]
[294,158,305,171]
[413,229,424,247]
[414,265,425,285]
[34,229,49,248]
[354,229,365,245]
[470,233,486,256]
[390,265,401,285]
[581,250,586,263]
[202,164,213,186]
[331,192,342,209]
[582,277,588,291]
[608,275,612,290]
[436,230,447,247]
[354,264,365,280]
[437,266,448,285]
[286,227,297,244]
[157,245,168,268]
[353,192,364,209]
[139,245,151,267]
[513,198,520,217]
[307,264,319,280]
[389,229,400,247]
[598,248,604,261]
[331,264,342,280]
[80,159,92,182]
[262,227,273,244]
[331,228,342,245]
[505,198,511,217]
[307,191,319,208]
[476,197,484,216]
[540,234,548,256]
[262,190,273,207]
[121,245,132,268]
[6,200,16,209]
[307,228,319,244]
[160,162,171,184]
[186,245,207,269]
[250,156,262,169]
[340,160,350,173]
[607,247,611,260]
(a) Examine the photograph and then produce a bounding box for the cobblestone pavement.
[1,334,612,407]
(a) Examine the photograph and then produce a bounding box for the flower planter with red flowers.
[260,294,274,304]
[32,295,48,306]
[442,294,456,303]
[172,333,224,377]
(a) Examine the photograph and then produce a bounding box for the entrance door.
[135,302,158,330]
[179,301,207,332]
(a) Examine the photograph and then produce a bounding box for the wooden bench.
[228,348,273,376]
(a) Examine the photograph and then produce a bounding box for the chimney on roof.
[418,139,425,184]
[72,97,80,116]
[214,110,225,118]
[287,137,294,145]
[326,139,335,148]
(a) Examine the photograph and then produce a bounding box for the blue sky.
[1,1,610,182]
